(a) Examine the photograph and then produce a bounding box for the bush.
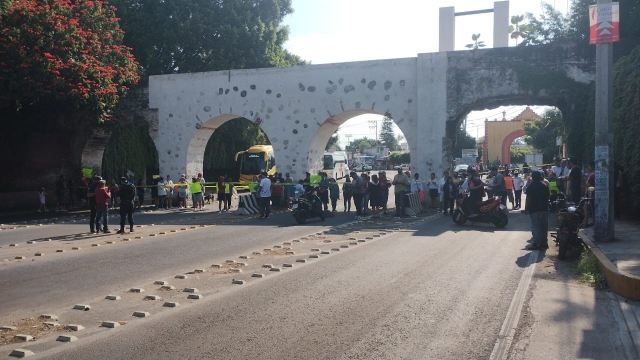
[576,245,607,290]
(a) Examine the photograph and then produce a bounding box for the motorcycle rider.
[467,169,488,217]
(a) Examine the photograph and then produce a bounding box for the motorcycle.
[292,188,326,224]
[552,190,593,260]
[452,190,508,228]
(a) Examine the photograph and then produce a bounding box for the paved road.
[1,203,635,359]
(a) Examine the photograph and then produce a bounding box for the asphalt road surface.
[0,202,635,359]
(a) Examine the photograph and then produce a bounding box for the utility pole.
[368,120,378,145]
[593,0,616,242]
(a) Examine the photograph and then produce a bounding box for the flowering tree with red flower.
[0,0,140,121]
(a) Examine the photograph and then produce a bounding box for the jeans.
[362,193,370,212]
[96,205,109,231]
[89,203,97,232]
[344,194,352,211]
[120,200,134,230]
[394,190,406,216]
[260,197,271,217]
[352,193,364,216]
[157,195,166,209]
[529,211,549,245]
[514,190,522,208]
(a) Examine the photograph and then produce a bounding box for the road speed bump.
[251,273,265,278]
[56,335,77,342]
[91,244,100,247]
[40,314,58,320]
[144,295,160,300]
[239,255,250,259]
[72,304,91,311]
[183,288,198,293]
[72,247,81,250]
[163,302,179,308]
[14,334,33,341]
[262,264,273,268]
[340,245,349,248]
[14,256,26,260]
[154,280,168,285]
[66,324,84,331]
[101,321,120,328]
[105,295,121,300]
[311,248,320,252]
[160,285,176,291]
[283,263,294,268]
[225,260,236,264]
[187,294,203,300]
[26,241,34,244]
[175,275,188,279]
[231,280,245,285]
[296,259,307,263]
[9,244,18,247]
[34,252,44,256]
[105,241,115,244]
[321,251,331,255]
[129,288,144,293]
[132,311,151,318]
[194,269,206,273]
[9,349,34,358]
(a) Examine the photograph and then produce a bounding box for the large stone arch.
[306,109,417,174]
[501,129,526,165]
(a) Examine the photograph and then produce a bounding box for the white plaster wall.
[416,52,449,180]
[149,58,419,180]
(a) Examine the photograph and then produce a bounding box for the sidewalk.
[580,219,640,300]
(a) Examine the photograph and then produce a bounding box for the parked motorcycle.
[452,190,508,228]
[292,188,326,224]
[552,190,593,260]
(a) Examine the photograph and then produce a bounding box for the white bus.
[322,151,349,179]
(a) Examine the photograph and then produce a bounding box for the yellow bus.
[235,145,276,183]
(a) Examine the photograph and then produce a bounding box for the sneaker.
[103,229,111,234]
[116,229,125,235]
[527,243,549,251]
[129,228,134,233]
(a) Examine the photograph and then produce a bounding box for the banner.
[589,3,620,44]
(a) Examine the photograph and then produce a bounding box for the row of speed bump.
[4,213,435,358]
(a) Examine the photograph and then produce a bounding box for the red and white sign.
[589,2,620,44]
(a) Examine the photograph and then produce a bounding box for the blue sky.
[282,0,571,146]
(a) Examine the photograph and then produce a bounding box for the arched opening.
[308,110,412,180]
[501,129,526,165]
[187,115,273,182]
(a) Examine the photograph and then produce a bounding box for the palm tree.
[465,34,486,50]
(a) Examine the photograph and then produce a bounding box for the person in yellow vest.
[189,177,203,211]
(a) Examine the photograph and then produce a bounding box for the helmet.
[93,175,102,181]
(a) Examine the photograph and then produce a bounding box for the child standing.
[329,178,340,212]
[38,187,47,212]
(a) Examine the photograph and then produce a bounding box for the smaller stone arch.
[186,114,245,177]
[80,127,111,176]
[501,129,526,165]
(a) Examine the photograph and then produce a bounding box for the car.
[393,164,410,171]
[454,164,471,176]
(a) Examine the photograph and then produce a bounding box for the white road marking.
[490,250,538,360]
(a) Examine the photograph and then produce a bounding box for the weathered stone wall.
[149,43,596,183]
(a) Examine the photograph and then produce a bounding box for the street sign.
[589,2,620,44]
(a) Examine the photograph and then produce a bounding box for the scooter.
[292,188,326,224]
[452,190,508,228]
[552,189,593,260]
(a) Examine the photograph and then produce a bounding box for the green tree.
[508,15,536,45]
[389,152,410,165]
[203,118,269,175]
[510,146,532,164]
[520,3,569,46]
[465,34,486,50]
[452,126,477,158]
[613,45,640,212]
[523,109,564,163]
[326,134,341,150]
[379,117,399,151]
[109,0,306,76]
[102,120,158,183]
[348,137,375,154]
[0,0,140,119]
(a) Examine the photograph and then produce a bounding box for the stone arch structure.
[149,43,594,180]
[501,129,526,165]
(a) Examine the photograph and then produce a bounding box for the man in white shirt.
[513,173,525,210]
[164,175,174,210]
[157,176,167,210]
[257,172,272,219]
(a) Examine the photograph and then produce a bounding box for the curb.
[579,229,640,301]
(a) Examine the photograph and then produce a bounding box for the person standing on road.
[156,176,167,210]
[165,175,174,210]
[524,170,550,250]
[342,177,352,212]
[442,176,457,216]
[190,177,203,211]
[87,175,100,233]
[226,176,234,212]
[117,176,136,234]
[95,180,111,233]
[438,171,449,213]
[490,167,507,206]
[368,174,382,218]
[257,172,272,219]
[427,173,439,209]
[349,171,365,220]
[513,173,525,210]
[55,174,67,212]
[318,172,330,212]
[379,171,390,215]
[329,178,340,212]
[217,176,228,213]
[178,176,188,209]
[392,168,410,217]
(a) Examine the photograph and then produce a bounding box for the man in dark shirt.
[87,176,100,233]
[117,177,136,234]
[566,158,582,204]
[524,170,550,250]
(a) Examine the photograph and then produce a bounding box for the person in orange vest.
[504,170,515,209]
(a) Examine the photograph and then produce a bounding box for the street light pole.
[593,0,614,242]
